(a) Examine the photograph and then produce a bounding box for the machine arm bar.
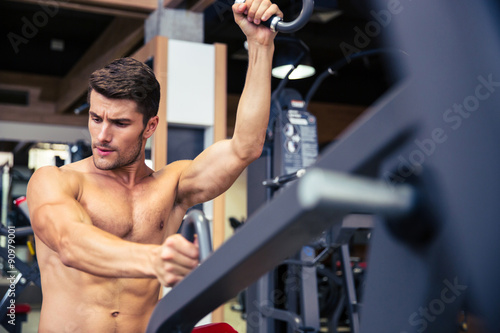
[298,168,416,219]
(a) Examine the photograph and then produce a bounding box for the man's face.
[88,91,146,170]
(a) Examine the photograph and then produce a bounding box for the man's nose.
[97,123,112,143]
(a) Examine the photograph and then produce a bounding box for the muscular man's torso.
[35,158,189,333]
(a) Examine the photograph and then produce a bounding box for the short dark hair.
[87,57,160,127]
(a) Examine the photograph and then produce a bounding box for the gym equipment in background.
[0,162,40,333]
[246,46,400,333]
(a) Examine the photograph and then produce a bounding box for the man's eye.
[92,117,101,122]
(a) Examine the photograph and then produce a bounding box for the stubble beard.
[93,132,144,171]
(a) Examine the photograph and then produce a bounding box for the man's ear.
[144,116,159,139]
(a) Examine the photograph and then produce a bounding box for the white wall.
[0,121,90,143]
[166,39,215,127]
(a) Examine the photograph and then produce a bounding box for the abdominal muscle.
[37,252,160,333]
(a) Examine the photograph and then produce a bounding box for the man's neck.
[89,157,153,187]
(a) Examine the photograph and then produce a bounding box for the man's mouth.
[95,146,114,156]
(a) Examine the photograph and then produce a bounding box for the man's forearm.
[57,221,157,279]
[232,42,274,161]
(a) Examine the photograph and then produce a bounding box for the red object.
[192,323,238,333]
[15,304,31,314]
[13,196,27,206]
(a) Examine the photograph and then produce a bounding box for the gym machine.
[146,0,500,332]
[0,161,40,333]
[147,167,416,332]
[245,46,406,333]
[248,4,327,332]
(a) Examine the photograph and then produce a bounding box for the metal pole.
[1,164,10,227]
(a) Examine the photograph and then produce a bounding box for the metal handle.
[258,0,315,33]
[180,210,213,262]
[297,168,417,218]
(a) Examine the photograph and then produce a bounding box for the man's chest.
[78,181,175,243]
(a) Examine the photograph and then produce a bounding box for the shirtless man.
[26,1,282,331]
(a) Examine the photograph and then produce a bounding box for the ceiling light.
[272,37,315,80]
[50,39,64,52]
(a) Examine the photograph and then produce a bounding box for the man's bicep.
[177,140,248,207]
[31,201,88,253]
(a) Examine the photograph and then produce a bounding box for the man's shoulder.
[27,161,91,204]
[156,160,192,177]
[31,159,91,187]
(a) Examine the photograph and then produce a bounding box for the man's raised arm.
[175,0,282,209]
[27,166,198,287]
